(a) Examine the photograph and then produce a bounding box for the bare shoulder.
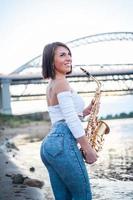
[54,79,70,94]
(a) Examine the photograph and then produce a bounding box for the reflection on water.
[87,118,133,199]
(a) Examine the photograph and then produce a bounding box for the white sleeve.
[57,91,85,138]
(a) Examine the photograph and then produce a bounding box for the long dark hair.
[42,42,72,79]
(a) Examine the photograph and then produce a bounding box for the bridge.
[0,32,133,114]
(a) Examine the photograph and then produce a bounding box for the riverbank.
[0,120,53,200]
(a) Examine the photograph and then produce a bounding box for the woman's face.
[53,46,72,75]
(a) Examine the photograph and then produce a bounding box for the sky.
[0,0,133,74]
[0,0,133,115]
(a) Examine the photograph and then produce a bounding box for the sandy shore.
[0,120,53,200]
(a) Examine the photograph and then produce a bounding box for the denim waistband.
[50,120,74,138]
[52,120,67,128]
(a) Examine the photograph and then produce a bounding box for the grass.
[0,114,34,128]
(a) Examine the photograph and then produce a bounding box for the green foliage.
[101,111,133,120]
[0,114,33,127]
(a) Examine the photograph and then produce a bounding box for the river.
[88,118,133,200]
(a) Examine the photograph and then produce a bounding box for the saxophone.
[80,67,110,153]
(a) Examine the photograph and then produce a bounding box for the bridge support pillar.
[0,79,12,114]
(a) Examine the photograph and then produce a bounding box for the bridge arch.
[11,32,133,74]
[66,32,133,48]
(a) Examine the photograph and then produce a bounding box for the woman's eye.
[60,52,71,57]
[60,53,65,57]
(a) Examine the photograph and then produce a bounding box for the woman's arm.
[55,79,86,138]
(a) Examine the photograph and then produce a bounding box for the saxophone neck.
[80,67,101,89]
[90,74,101,89]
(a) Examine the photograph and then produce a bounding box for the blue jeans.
[40,120,92,200]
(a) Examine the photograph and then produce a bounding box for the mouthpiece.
[80,67,101,87]
[80,67,91,77]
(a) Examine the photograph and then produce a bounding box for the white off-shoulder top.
[48,91,85,138]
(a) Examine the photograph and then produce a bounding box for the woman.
[40,42,98,200]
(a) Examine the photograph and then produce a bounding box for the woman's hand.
[83,99,94,117]
[77,135,98,164]
[81,145,98,164]
[83,98,101,117]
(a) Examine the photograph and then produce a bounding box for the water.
[12,118,133,199]
[88,118,133,200]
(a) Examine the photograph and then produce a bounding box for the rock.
[9,173,44,188]
[5,173,13,177]
[12,174,25,184]
[23,178,44,188]
[6,142,19,151]
[0,127,5,130]
[29,167,35,172]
